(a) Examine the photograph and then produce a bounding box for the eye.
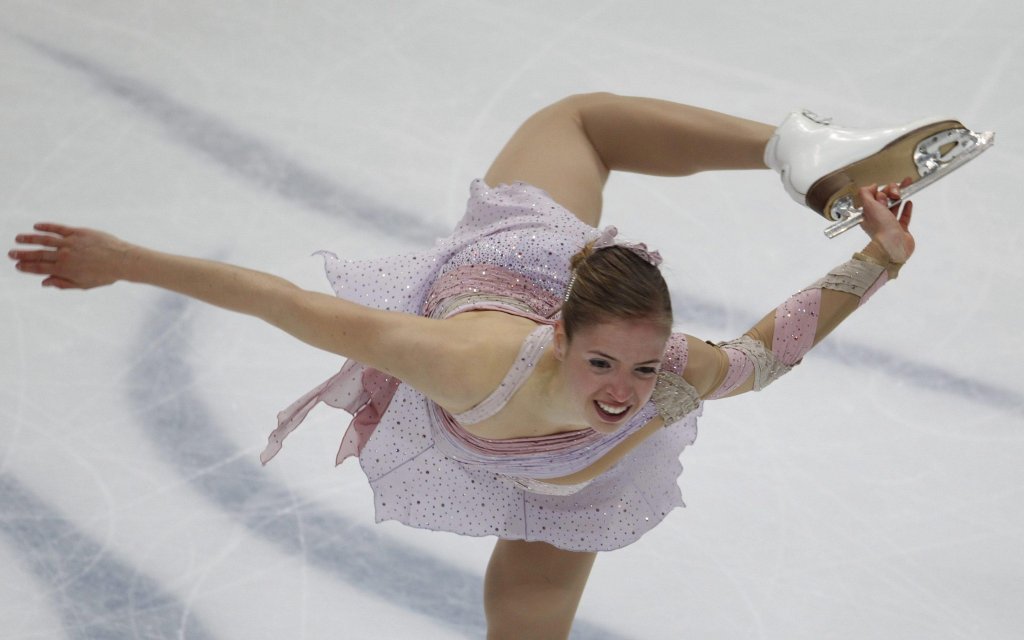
[588,359,611,369]
[635,366,659,376]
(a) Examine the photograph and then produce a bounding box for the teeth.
[596,401,628,415]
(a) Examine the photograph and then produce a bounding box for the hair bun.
[569,241,596,271]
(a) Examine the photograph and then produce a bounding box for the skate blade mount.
[823,128,995,238]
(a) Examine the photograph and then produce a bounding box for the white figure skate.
[765,111,995,237]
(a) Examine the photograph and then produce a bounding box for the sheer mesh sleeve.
[705,253,892,399]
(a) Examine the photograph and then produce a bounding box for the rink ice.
[2,1,1022,638]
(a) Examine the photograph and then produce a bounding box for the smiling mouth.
[594,400,630,422]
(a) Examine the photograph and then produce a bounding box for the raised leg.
[485,92,773,226]
[577,93,773,176]
[484,538,597,640]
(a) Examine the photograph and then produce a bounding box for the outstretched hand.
[8,223,132,290]
[859,180,915,265]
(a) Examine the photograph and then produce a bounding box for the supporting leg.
[484,539,597,640]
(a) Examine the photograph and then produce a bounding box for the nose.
[605,373,633,403]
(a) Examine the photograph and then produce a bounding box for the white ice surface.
[2,1,1022,638]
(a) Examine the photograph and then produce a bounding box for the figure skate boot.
[764,110,994,237]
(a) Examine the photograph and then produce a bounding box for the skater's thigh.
[484,95,609,228]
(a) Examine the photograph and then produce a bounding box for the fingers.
[899,200,913,229]
[10,226,70,266]
[860,180,912,214]
[11,257,58,275]
[860,184,913,218]
[10,224,72,272]
[858,185,909,238]
[877,180,913,224]
[10,223,75,251]
[859,185,889,217]
[33,222,76,236]
[14,232,67,248]
[9,248,59,263]
[10,249,83,288]
[877,179,909,208]
[856,182,915,262]
[42,276,80,289]
[9,223,97,289]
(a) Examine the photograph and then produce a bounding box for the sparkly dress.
[261,180,702,552]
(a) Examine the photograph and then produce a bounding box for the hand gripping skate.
[765,111,995,238]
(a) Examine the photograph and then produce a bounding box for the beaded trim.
[651,371,702,424]
[563,270,578,303]
[429,291,536,320]
[805,256,886,298]
[717,335,793,391]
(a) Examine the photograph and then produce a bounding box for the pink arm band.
[706,348,754,400]
[704,255,891,399]
[772,288,821,366]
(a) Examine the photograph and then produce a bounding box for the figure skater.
[9,93,991,639]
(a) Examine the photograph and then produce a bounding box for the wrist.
[855,242,903,279]
[117,243,146,283]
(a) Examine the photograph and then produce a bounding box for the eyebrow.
[588,351,662,366]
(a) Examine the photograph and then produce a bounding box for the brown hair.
[561,243,672,341]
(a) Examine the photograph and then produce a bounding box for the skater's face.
[555,318,669,434]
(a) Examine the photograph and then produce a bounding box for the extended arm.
[8,224,467,400]
[682,183,915,398]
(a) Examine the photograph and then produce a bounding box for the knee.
[553,91,619,114]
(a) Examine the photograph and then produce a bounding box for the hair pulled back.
[561,243,672,341]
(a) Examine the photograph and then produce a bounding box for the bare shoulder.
[371,310,539,412]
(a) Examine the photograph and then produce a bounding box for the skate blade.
[822,128,995,238]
